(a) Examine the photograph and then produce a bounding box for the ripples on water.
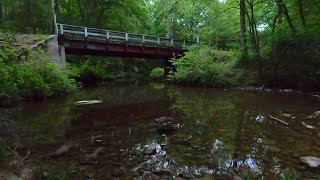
[2,82,320,179]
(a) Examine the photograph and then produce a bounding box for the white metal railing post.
[60,24,64,35]
[142,35,145,44]
[105,30,110,50]
[125,33,129,42]
[171,39,174,47]
[84,28,88,37]
[157,37,160,46]
[106,31,110,40]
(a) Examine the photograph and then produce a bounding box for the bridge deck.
[57,24,197,58]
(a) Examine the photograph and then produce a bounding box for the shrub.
[149,67,164,80]
[264,32,320,90]
[67,55,151,84]
[16,51,78,98]
[0,48,77,104]
[68,59,118,84]
[169,45,243,87]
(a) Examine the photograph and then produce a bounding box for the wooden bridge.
[57,24,198,59]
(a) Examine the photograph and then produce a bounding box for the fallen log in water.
[268,115,289,126]
[75,100,103,106]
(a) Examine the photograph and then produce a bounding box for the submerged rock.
[282,113,292,118]
[51,144,72,157]
[84,171,95,178]
[153,168,174,175]
[178,173,195,179]
[233,175,243,180]
[314,111,320,117]
[80,154,98,165]
[300,156,320,168]
[112,167,126,177]
[157,124,177,135]
[239,165,250,177]
[80,148,103,165]
[155,117,174,123]
[144,144,157,155]
[307,111,320,119]
[267,145,281,153]
[90,135,105,146]
[301,122,316,129]
[171,139,191,147]
[75,100,103,106]
[130,144,145,155]
[145,173,161,180]
[244,87,257,91]
[9,160,23,170]
[19,167,33,180]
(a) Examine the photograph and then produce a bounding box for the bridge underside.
[58,38,185,59]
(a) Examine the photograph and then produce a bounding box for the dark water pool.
[1,82,320,179]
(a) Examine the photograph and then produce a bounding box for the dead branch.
[268,115,289,125]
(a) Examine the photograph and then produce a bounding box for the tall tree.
[239,0,248,56]
[276,0,296,33]
[23,0,33,33]
[297,0,306,27]
[0,2,3,21]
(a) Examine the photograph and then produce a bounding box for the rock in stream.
[300,156,320,168]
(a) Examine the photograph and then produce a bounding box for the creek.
[1,82,319,179]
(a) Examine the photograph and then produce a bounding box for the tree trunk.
[77,0,86,25]
[55,0,59,16]
[298,0,306,26]
[276,0,296,33]
[166,20,173,39]
[166,0,175,39]
[246,0,262,79]
[271,7,282,33]
[240,0,248,57]
[23,0,33,33]
[0,2,3,21]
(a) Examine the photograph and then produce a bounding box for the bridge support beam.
[46,35,66,69]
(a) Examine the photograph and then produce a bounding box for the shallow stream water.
[1,82,320,179]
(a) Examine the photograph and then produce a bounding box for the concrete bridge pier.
[46,35,66,69]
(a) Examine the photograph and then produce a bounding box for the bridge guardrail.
[57,23,197,49]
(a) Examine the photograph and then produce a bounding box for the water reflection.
[4,83,320,179]
[166,86,320,178]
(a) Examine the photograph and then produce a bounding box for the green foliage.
[262,32,320,90]
[68,57,119,84]
[149,82,165,90]
[169,46,243,87]
[0,0,150,34]
[149,67,164,80]
[68,55,151,84]
[0,42,77,104]
[1,0,320,89]
[280,171,298,180]
[0,0,53,33]
[17,51,77,98]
